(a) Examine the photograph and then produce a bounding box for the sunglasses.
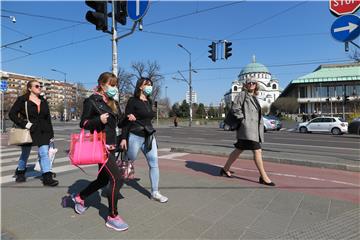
[247,82,257,85]
[33,85,42,89]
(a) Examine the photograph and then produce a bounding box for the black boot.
[42,172,59,187]
[14,168,26,183]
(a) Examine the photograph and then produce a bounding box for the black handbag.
[224,110,241,131]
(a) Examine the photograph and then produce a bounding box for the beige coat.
[232,91,264,143]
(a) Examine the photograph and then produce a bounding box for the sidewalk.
[1,152,359,239]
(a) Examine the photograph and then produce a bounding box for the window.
[233,86,238,92]
[321,118,334,123]
[272,84,277,90]
[310,118,322,123]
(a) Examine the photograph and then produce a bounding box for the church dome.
[238,55,270,77]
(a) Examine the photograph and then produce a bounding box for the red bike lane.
[152,152,360,204]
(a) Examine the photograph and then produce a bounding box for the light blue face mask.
[143,85,153,96]
[105,86,118,99]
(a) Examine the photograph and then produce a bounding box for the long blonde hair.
[242,78,259,96]
[96,72,118,113]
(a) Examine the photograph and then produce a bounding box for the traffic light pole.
[111,0,118,77]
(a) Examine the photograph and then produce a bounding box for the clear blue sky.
[2,1,358,105]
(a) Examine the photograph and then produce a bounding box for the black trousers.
[79,150,122,217]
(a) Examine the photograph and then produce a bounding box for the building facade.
[278,62,360,116]
[0,71,92,119]
[224,56,282,112]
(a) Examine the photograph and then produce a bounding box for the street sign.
[329,0,360,16]
[0,80,8,92]
[127,0,150,21]
[331,14,360,42]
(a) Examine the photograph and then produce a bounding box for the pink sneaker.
[71,193,88,214]
[105,215,129,231]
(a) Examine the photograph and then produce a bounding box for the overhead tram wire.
[161,58,352,76]
[145,1,245,27]
[192,1,309,63]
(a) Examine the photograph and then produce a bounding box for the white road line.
[160,157,360,187]
[159,153,189,159]
[273,137,358,144]
[1,151,37,157]
[263,142,359,151]
[0,147,20,152]
[0,157,70,171]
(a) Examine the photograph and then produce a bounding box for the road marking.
[1,155,38,164]
[161,157,360,187]
[272,137,359,144]
[263,142,359,151]
[1,151,37,157]
[159,153,189,159]
[0,147,20,152]
[1,157,70,171]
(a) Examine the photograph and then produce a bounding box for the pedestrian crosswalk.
[0,145,172,185]
[0,145,81,184]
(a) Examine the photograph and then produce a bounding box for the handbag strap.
[25,101,29,122]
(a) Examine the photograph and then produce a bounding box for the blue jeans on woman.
[18,145,51,173]
[126,133,159,193]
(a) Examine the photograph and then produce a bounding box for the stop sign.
[329,0,360,16]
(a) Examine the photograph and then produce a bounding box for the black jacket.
[9,95,54,146]
[79,94,124,145]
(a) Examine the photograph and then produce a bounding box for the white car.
[298,117,348,135]
[263,116,277,132]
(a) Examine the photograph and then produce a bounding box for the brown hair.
[96,72,118,113]
[242,78,259,96]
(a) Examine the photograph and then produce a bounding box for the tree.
[208,106,217,118]
[196,103,206,118]
[170,103,180,117]
[117,61,164,107]
[179,100,189,118]
[271,97,299,114]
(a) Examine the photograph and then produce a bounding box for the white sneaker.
[151,191,168,203]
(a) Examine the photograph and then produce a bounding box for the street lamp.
[177,43,194,127]
[51,68,68,121]
[1,15,16,23]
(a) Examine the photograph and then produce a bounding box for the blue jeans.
[18,145,51,173]
[126,133,159,192]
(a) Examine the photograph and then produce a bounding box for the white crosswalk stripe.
[0,146,172,184]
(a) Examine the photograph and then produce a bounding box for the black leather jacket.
[79,94,124,145]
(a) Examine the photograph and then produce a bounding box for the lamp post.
[1,15,16,23]
[177,43,193,127]
[51,68,68,121]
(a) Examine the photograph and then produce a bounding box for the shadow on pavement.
[185,160,259,184]
[63,179,108,220]
[123,178,151,199]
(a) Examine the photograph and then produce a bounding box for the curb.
[171,147,360,172]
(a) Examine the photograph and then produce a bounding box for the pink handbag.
[69,129,108,171]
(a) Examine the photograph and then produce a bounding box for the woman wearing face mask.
[120,77,168,203]
[71,72,129,232]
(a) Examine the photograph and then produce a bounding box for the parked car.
[263,116,277,132]
[297,117,348,135]
[348,117,360,135]
[264,115,282,131]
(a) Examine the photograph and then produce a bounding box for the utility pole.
[111,0,118,76]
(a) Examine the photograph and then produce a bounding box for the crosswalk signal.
[208,42,216,62]
[224,41,232,59]
[115,0,127,26]
[85,0,108,32]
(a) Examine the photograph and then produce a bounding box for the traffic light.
[224,41,232,59]
[85,0,108,32]
[343,95,350,104]
[208,42,216,62]
[154,101,158,108]
[114,0,127,25]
